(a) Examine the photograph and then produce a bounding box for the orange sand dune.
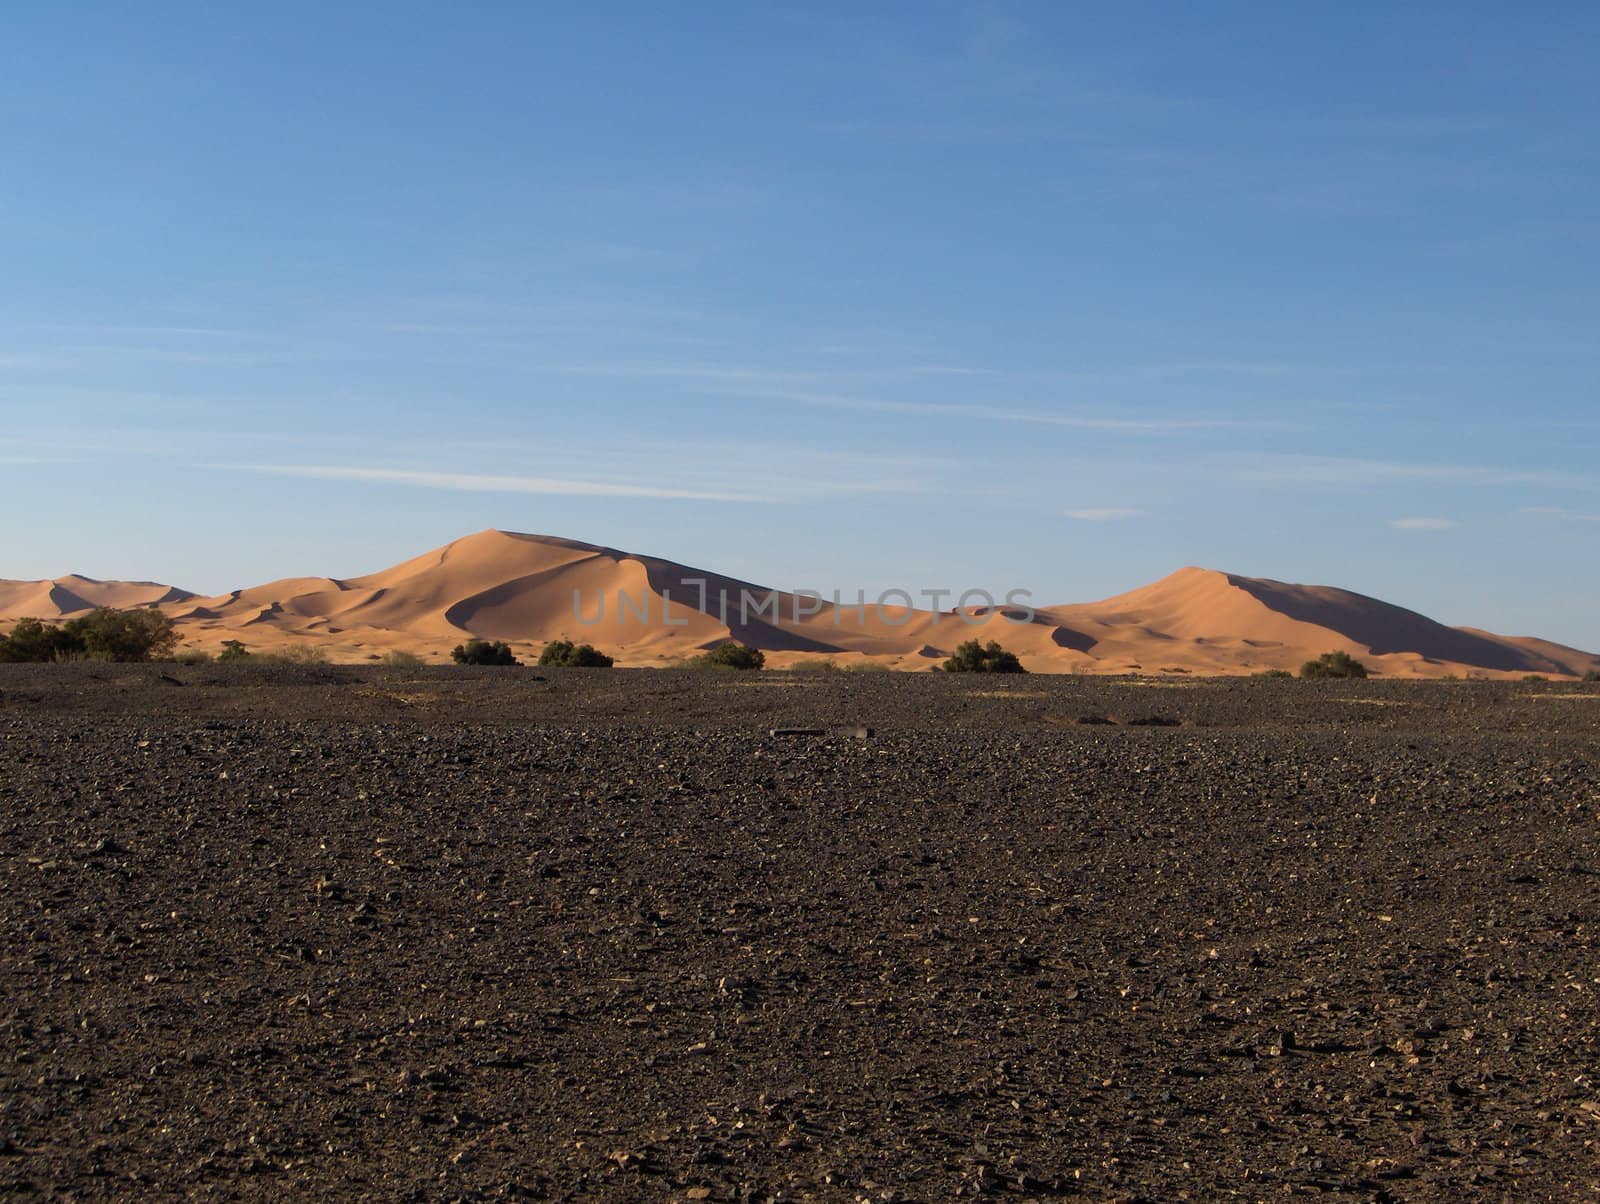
[1042,567,1597,678]
[0,574,193,619]
[2,532,1595,676]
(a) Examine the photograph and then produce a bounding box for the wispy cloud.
[527,354,1328,395]
[1248,455,1598,490]
[20,323,256,340]
[335,294,739,352]
[905,364,1001,378]
[1067,507,1144,521]
[797,116,1081,145]
[1522,505,1600,522]
[0,431,171,455]
[1390,517,1458,530]
[216,464,762,503]
[0,354,70,370]
[543,362,827,387]
[54,344,296,366]
[409,440,942,501]
[213,439,945,504]
[754,389,1282,433]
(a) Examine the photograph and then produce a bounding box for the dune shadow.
[1230,576,1550,673]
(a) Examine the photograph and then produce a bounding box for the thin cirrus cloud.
[529,360,1316,427]
[1390,517,1458,530]
[215,464,762,503]
[1248,455,1597,490]
[751,389,1281,433]
[212,450,939,504]
[1067,507,1144,521]
[1522,505,1600,522]
[412,438,940,500]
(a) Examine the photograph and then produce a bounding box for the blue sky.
[3,2,1597,646]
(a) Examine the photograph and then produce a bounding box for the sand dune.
[1039,566,1596,678]
[0,574,192,619]
[2,531,1595,677]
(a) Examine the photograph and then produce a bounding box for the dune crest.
[1,531,1594,677]
[0,574,194,619]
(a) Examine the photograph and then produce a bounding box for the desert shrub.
[172,648,213,665]
[691,642,765,671]
[1523,674,1548,683]
[1299,651,1368,680]
[216,640,251,663]
[380,650,424,669]
[65,608,178,662]
[452,639,520,666]
[787,658,839,673]
[68,609,166,661]
[941,639,1026,674]
[0,609,176,663]
[845,660,891,673]
[259,644,330,666]
[538,639,614,668]
[0,617,81,662]
[1254,669,1294,680]
[1586,669,1600,683]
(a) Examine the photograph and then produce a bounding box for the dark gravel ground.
[3,665,1599,1201]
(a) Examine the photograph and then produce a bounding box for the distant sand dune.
[0,574,194,618]
[1227,575,1559,673]
[2,531,1595,677]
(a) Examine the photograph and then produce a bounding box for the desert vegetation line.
[12,606,1584,680]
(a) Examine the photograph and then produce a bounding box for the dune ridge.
[1,530,1595,677]
[0,574,193,619]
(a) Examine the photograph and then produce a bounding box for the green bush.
[172,648,213,665]
[1523,674,1548,683]
[1300,651,1369,679]
[452,639,520,666]
[380,650,424,669]
[0,608,177,663]
[1585,669,1600,683]
[217,640,251,663]
[69,608,178,662]
[0,617,79,662]
[691,642,765,671]
[941,639,1026,674]
[1253,668,1294,680]
[538,639,614,668]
